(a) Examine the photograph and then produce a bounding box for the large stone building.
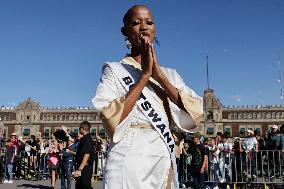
[1,91,284,139]
[0,98,103,139]
[201,89,284,137]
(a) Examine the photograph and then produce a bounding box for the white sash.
[107,62,179,188]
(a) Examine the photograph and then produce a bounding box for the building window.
[27,116,30,120]
[206,127,214,135]
[73,128,79,136]
[254,128,261,135]
[23,128,30,136]
[239,128,246,134]
[99,128,105,136]
[225,128,231,136]
[91,128,96,136]
[44,128,50,138]
[2,127,8,138]
[207,111,213,120]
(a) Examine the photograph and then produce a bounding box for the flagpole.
[206,52,210,89]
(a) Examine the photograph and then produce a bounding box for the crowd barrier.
[1,149,283,188]
[178,150,284,188]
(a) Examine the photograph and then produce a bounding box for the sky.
[0,0,284,108]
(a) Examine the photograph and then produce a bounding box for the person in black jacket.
[74,121,94,189]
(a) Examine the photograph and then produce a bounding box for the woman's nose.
[140,22,148,31]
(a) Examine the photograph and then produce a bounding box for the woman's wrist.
[140,73,151,80]
[156,72,166,83]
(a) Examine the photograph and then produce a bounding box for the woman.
[92,5,203,189]
[47,135,59,189]
[26,135,38,168]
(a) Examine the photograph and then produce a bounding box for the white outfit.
[243,137,258,152]
[92,56,203,189]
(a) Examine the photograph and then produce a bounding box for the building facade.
[1,92,284,139]
[201,89,284,137]
[0,98,103,139]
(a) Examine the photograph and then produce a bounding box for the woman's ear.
[121,27,127,37]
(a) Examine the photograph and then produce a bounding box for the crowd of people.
[1,123,284,189]
[0,121,106,189]
[175,124,284,189]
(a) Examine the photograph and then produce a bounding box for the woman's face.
[123,6,155,49]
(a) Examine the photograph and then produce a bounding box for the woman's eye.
[147,21,154,25]
[131,21,140,26]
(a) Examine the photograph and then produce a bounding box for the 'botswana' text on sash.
[122,76,175,153]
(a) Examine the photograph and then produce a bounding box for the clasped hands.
[140,35,164,82]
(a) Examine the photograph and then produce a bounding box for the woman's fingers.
[149,42,156,62]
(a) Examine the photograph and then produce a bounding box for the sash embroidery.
[107,62,179,188]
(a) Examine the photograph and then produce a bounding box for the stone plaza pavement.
[0,179,103,189]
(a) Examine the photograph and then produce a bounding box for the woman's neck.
[130,48,142,64]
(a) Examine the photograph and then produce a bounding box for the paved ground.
[0,179,103,189]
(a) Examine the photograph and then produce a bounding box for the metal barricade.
[179,150,284,188]
[93,151,106,180]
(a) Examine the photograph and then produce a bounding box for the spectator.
[242,129,258,180]
[59,136,76,189]
[232,137,243,182]
[15,136,25,179]
[218,133,232,183]
[216,132,223,145]
[10,133,18,155]
[3,139,15,184]
[188,132,208,189]
[172,130,185,187]
[266,125,281,178]
[280,124,284,152]
[208,137,219,189]
[26,135,38,168]
[266,125,281,150]
[40,139,49,175]
[95,136,106,179]
[47,135,59,189]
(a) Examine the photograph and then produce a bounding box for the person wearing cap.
[266,125,281,150]
[74,121,94,189]
[3,139,15,184]
[266,125,281,178]
[280,124,284,152]
[188,132,208,189]
[242,129,258,180]
[10,133,18,156]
